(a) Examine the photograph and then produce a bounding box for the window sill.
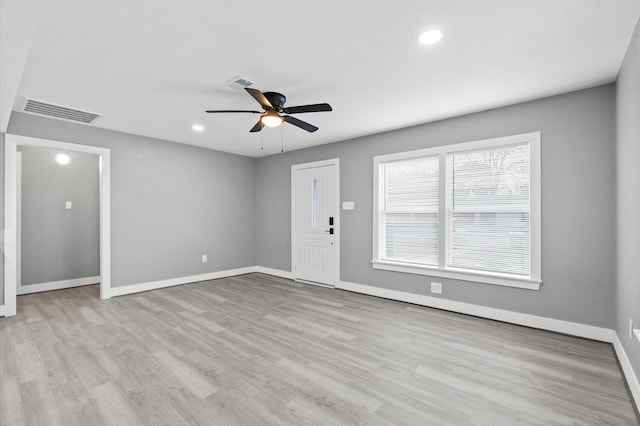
[371,260,541,290]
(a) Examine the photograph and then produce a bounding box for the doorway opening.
[3,134,111,317]
[17,146,100,295]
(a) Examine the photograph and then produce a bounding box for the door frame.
[291,158,340,287]
[3,134,112,316]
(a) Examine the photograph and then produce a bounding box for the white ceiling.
[2,0,639,157]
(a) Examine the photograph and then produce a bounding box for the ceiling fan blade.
[249,120,264,133]
[205,109,261,114]
[283,103,332,114]
[245,88,274,110]
[283,115,318,133]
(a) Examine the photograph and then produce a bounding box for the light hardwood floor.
[1,273,637,425]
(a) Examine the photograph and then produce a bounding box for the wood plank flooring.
[1,273,637,425]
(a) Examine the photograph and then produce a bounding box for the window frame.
[372,132,541,290]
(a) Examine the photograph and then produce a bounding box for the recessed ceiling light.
[192,124,204,132]
[418,29,443,46]
[55,153,71,165]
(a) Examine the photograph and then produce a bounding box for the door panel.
[293,163,336,286]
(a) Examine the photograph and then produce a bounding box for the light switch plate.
[342,201,355,210]
[65,201,72,209]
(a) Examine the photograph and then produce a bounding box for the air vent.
[18,98,102,124]
[220,75,254,93]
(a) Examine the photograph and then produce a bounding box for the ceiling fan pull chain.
[281,126,284,153]
[261,131,264,151]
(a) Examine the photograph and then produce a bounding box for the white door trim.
[16,152,22,296]
[291,158,340,287]
[3,134,112,316]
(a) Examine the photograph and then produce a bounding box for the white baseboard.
[17,276,100,295]
[337,280,614,343]
[0,305,5,317]
[613,333,640,411]
[255,266,294,280]
[109,267,257,297]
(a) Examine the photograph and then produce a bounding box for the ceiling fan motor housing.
[263,92,286,111]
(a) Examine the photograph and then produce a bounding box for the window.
[373,132,541,289]
[448,144,530,276]
[382,156,439,266]
[311,178,318,227]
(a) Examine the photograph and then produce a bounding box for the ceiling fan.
[206,88,332,133]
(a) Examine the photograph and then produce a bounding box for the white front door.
[292,160,338,286]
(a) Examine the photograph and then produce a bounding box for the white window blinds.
[448,143,530,276]
[373,132,540,288]
[382,156,439,266]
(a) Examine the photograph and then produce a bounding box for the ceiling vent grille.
[19,98,102,124]
[220,75,254,93]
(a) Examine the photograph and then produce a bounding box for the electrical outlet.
[430,282,442,294]
[630,318,634,340]
[202,254,207,263]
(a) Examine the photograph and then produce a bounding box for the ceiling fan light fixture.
[261,111,283,128]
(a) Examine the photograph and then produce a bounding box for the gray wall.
[616,18,640,384]
[19,146,99,285]
[257,84,616,329]
[8,112,256,287]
